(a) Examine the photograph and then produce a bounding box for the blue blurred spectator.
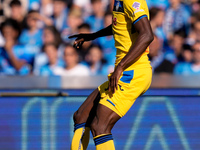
[51,0,68,31]
[57,44,90,76]
[163,0,191,41]
[149,35,176,74]
[174,41,200,75]
[39,43,64,76]
[40,0,54,17]
[0,33,4,47]
[187,19,200,46]
[61,9,83,43]
[28,0,54,18]
[28,0,40,10]
[1,0,199,77]
[97,11,115,66]
[17,10,44,66]
[72,0,93,17]
[0,19,30,75]
[42,26,63,46]
[188,0,200,14]
[42,26,64,56]
[19,10,43,47]
[34,25,64,74]
[149,7,166,41]
[9,0,25,30]
[74,23,95,62]
[165,30,186,62]
[147,0,169,9]
[84,45,109,75]
[84,0,105,32]
[182,44,193,63]
[72,0,109,17]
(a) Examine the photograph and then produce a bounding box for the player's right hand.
[109,65,123,94]
[68,33,95,49]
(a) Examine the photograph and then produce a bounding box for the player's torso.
[112,0,151,70]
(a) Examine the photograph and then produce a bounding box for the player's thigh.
[99,68,152,117]
[74,88,100,124]
[91,104,121,136]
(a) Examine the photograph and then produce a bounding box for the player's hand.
[68,33,95,49]
[109,65,123,94]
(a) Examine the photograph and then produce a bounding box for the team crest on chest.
[116,1,120,11]
[113,0,124,13]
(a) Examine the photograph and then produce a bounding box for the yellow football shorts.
[98,67,152,117]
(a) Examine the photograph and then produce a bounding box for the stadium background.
[1,0,200,150]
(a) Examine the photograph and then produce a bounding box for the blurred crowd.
[0,0,200,76]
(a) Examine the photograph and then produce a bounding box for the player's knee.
[73,111,84,124]
[73,111,78,123]
[90,118,107,136]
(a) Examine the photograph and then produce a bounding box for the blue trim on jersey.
[107,99,115,106]
[74,123,86,131]
[133,15,148,24]
[94,134,113,145]
[120,70,134,84]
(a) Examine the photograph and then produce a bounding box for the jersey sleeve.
[124,0,148,24]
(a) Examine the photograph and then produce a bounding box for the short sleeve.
[124,0,148,24]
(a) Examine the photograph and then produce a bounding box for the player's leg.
[90,104,121,150]
[71,88,100,150]
[89,68,152,149]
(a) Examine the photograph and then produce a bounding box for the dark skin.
[69,17,153,137]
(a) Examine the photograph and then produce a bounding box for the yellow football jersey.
[112,0,151,70]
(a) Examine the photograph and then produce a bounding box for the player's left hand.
[68,33,95,49]
[109,65,123,94]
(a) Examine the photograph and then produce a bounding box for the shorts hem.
[99,101,123,117]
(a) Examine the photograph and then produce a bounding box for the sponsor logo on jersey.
[132,2,140,10]
[133,9,144,14]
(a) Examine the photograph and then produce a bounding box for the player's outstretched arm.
[68,24,113,48]
[109,17,154,94]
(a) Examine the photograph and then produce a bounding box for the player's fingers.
[108,78,111,92]
[109,77,114,93]
[74,39,84,48]
[115,78,118,91]
[76,41,84,49]
[68,34,79,39]
[74,38,84,45]
[112,78,115,94]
